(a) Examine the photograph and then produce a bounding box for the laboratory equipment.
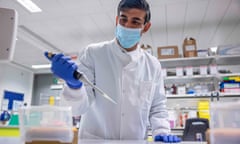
[207,101,240,144]
[18,105,76,144]
[0,8,18,61]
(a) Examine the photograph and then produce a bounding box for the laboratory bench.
[0,126,207,144]
[0,138,207,144]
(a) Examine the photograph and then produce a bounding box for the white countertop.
[0,137,207,144]
[78,139,207,144]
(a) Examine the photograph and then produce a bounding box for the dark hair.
[117,0,151,24]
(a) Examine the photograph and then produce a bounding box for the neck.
[116,39,138,52]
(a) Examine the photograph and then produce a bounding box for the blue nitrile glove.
[154,134,181,143]
[44,52,83,89]
[0,110,11,121]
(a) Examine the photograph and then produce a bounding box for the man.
[45,0,180,142]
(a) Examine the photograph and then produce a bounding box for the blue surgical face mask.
[115,24,142,49]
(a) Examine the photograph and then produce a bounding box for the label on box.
[185,45,195,51]
[161,48,174,55]
[177,85,186,94]
[185,66,193,76]
[210,65,217,74]
[200,65,208,75]
[176,67,183,76]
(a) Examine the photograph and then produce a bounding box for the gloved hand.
[44,52,83,89]
[154,134,181,143]
[0,110,11,121]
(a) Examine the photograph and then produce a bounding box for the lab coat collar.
[126,45,142,61]
[112,38,143,63]
[111,39,130,66]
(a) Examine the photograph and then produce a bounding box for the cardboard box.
[183,37,197,57]
[157,46,179,59]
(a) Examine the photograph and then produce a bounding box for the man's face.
[115,8,151,50]
[116,8,151,35]
[117,8,146,29]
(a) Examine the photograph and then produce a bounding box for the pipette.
[46,52,117,104]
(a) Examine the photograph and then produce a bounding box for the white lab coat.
[61,39,170,140]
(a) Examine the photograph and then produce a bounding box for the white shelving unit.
[160,55,240,135]
[160,54,240,98]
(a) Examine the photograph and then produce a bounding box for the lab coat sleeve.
[149,64,171,138]
[60,46,96,116]
[61,84,90,116]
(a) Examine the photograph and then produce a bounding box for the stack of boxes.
[157,37,198,59]
[220,76,240,93]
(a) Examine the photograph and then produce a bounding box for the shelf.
[220,92,240,97]
[159,56,215,68]
[217,73,240,77]
[164,75,216,83]
[167,94,212,99]
[159,55,240,68]
[165,75,215,79]
[165,73,240,83]
[166,93,240,99]
[215,55,240,66]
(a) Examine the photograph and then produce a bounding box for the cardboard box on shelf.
[157,46,179,59]
[183,37,197,57]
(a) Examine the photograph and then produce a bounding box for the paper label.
[161,48,174,55]
[185,45,195,51]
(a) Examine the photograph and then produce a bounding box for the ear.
[142,22,151,33]
[115,16,119,26]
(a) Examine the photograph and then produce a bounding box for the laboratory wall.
[0,63,34,108]
[32,74,62,105]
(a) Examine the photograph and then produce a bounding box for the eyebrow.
[132,17,143,22]
[120,14,144,22]
[120,14,127,19]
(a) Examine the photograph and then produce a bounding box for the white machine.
[0,7,18,61]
